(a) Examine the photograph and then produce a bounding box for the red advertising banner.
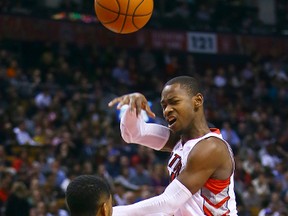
[0,15,59,41]
[217,34,240,54]
[149,30,187,51]
[0,15,140,47]
[1,15,287,56]
[217,34,288,55]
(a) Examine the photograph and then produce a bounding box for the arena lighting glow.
[51,12,99,23]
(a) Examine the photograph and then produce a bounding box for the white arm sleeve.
[120,108,170,150]
[112,179,192,216]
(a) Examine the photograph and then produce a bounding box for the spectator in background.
[30,201,47,216]
[150,163,169,193]
[242,184,261,214]
[13,121,37,146]
[259,144,281,170]
[267,62,288,82]
[164,1,191,28]
[241,62,255,83]
[46,200,69,216]
[221,121,241,154]
[60,171,76,193]
[129,164,152,186]
[258,196,288,216]
[48,160,67,188]
[195,3,212,30]
[113,181,127,206]
[214,67,227,88]
[114,167,139,192]
[34,87,52,109]
[0,171,14,212]
[252,172,270,199]
[5,181,31,216]
[96,164,115,188]
[138,47,157,76]
[112,58,132,86]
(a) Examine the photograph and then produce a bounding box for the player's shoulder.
[186,136,228,169]
[193,135,228,156]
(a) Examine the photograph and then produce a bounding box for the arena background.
[0,0,287,215]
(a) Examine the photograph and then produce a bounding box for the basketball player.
[109,76,238,215]
[66,175,113,216]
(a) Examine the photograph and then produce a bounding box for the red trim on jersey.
[210,128,221,134]
[204,178,230,194]
[203,205,213,216]
[222,210,230,216]
[203,195,230,208]
[203,205,230,216]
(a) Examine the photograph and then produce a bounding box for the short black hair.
[66,175,111,216]
[164,76,202,96]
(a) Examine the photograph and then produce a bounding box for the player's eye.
[170,100,179,105]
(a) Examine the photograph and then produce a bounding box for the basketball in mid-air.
[94,0,153,34]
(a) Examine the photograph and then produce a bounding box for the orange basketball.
[94,0,153,34]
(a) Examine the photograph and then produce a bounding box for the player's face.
[161,83,195,133]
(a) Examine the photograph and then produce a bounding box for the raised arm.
[108,93,180,152]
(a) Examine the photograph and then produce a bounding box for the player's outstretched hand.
[108,93,156,118]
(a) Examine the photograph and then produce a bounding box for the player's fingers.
[108,97,122,107]
[135,98,143,117]
[116,101,124,109]
[144,104,156,118]
[117,97,131,109]
[128,97,136,113]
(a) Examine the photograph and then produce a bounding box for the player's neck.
[181,124,210,144]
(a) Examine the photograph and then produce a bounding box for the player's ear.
[98,204,104,216]
[194,93,203,108]
[101,201,109,216]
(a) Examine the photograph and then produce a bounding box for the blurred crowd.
[0,38,287,216]
[1,0,288,34]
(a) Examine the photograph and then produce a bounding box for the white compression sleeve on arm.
[120,108,170,150]
[112,179,192,216]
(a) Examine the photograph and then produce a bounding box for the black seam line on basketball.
[101,13,152,24]
[115,0,121,18]
[96,2,152,17]
[120,0,130,33]
[101,14,153,24]
[96,0,120,24]
[132,0,145,29]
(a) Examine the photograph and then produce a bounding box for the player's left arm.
[112,138,229,216]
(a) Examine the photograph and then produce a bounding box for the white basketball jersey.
[167,128,238,216]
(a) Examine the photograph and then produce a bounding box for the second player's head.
[66,175,112,216]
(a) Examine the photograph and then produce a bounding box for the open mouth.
[167,117,176,127]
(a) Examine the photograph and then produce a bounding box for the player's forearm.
[112,179,192,216]
[120,108,170,151]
